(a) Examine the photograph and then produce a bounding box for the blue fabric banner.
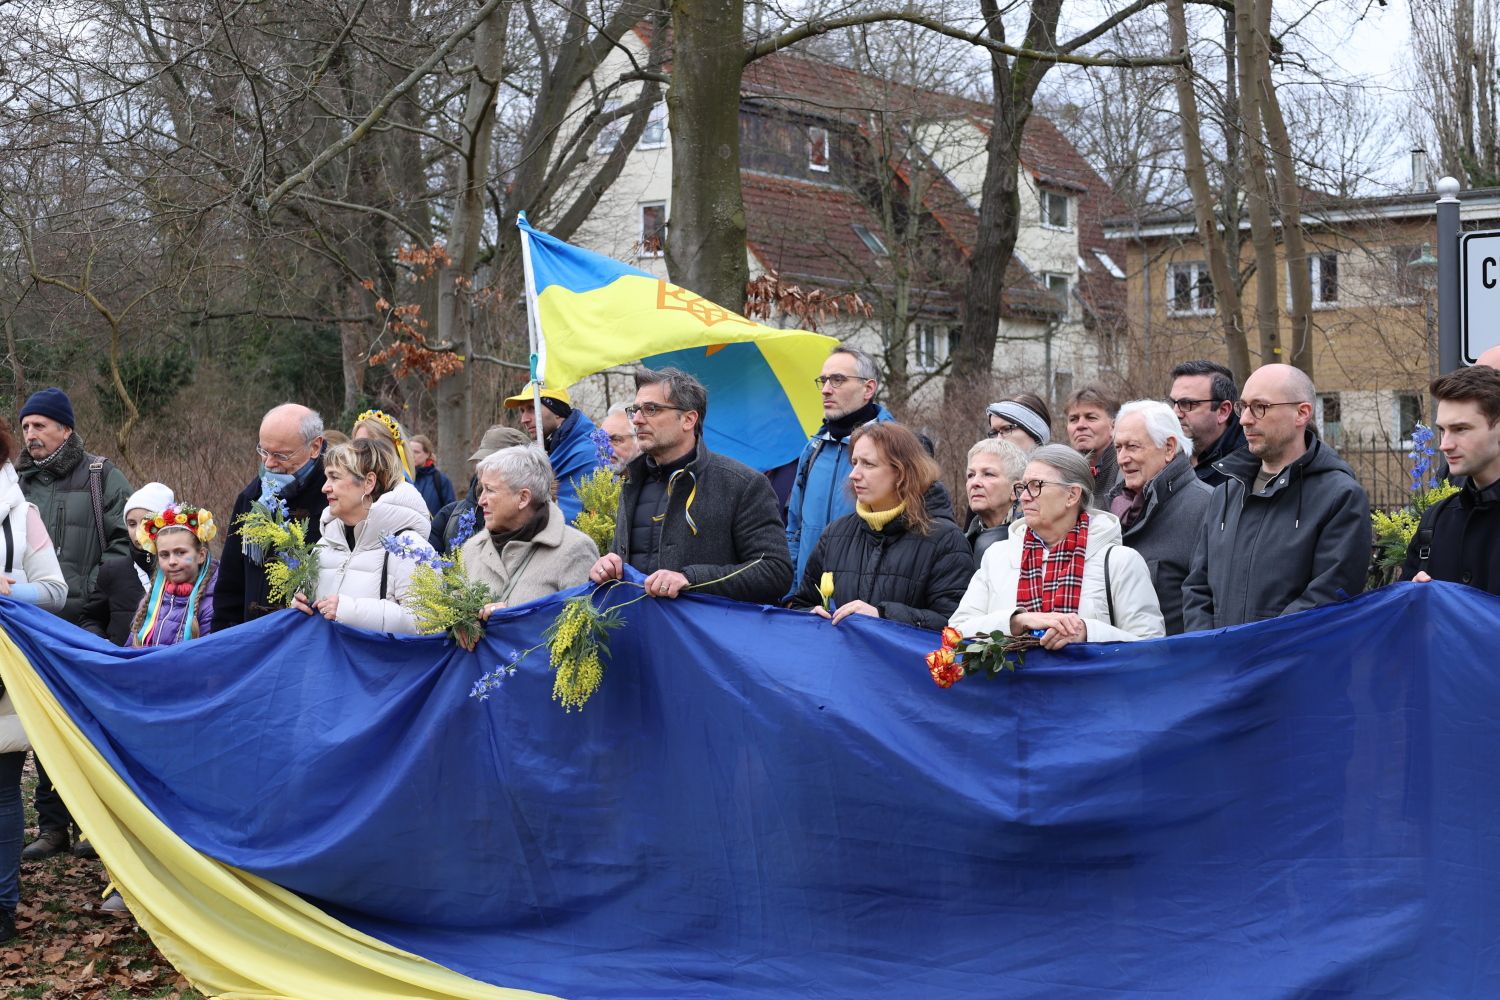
[1,581,1496,998]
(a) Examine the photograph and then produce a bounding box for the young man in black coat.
[1404,365,1500,594]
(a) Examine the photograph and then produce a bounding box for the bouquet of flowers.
[1369,424,1459,586]
[925,625,1040,688]
[234,489,319,607]
[573,429,623,554]
[382,535,499,649]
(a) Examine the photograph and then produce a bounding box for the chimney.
[1410,148,1430,193]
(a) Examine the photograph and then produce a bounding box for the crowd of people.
[4,341,1500,941]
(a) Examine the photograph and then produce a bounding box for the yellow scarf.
[855,501,906,532]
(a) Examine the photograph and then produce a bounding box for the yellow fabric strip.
[0,630,556,1000]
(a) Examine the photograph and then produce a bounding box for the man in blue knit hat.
[15,387,132,860]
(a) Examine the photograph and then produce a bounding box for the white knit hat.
[123,482,175,518]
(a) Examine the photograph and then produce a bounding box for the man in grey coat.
[589,367,792,605]
[1109,401,1214,635]
[1182,364,1371,631]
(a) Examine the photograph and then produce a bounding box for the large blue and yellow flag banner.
[519,216,836,471]
[1,581,1498,998]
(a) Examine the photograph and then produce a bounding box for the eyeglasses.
[1167,397,1219,413]
[813,374,874,389]
[1012,479,1076,500]
[624,403,686,419]
[1232,400,1303,419]
[987,421,1022,439]
[256,445,304,463]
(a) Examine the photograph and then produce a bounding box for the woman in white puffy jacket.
[0,426,67,941]
[292,438,436,634]
[950,444,1164,649]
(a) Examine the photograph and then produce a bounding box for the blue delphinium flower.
[591,426,616,467]
[381,532,452,570]
[470,650,522,701]
[451,504,479,549]
[1408,423,1435,493]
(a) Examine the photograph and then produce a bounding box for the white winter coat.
[312,482,434,635]
[949,509,1165,643]
[0,462,68,752]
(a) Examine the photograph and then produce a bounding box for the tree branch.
[747,11,1186,67]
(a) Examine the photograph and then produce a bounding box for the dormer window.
[1040,189,1071,230]
[852,224,887,256]
[808,126,830,173]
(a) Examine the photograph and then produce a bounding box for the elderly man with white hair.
[1107,401,1214,635]
[460,445,598,635]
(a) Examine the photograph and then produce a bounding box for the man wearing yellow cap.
[503,384,605,524]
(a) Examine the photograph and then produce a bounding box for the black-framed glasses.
[987,421,1021,439]
[1012,479,1075,500]
[624,402,686,419]
[813,373,874,389]
[1232,400,1302,419]
[1167,397,1219,413]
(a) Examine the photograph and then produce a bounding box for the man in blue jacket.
[785,346,893,590]
[503,385,603,524]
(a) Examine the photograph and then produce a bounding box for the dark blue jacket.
[413,462,456,516]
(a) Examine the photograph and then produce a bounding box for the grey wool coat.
[460,502,598,607]
[612,442,793,605]
[1107,451,1213,635]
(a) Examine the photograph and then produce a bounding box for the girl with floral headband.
[129,504,219,647]
[352,409,415,484]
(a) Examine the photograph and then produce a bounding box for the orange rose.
[940,626,962,650]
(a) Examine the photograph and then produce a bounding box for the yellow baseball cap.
[503,385,572,408]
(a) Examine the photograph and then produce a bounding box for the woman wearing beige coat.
[461,445,597,624]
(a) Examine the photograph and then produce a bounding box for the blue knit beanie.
[20,388,76,429]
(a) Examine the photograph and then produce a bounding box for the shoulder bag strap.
[88,459,108,555]
[1103,545,1116,627]
[2,515,13,575]
[496,545,540,605]
[1415,501,1442,575]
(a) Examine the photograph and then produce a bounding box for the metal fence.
[1328,431,1417,511]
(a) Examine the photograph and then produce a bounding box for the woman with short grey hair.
[459,445,598,645]
[964,437,1028,561]
[950,444,1164,649]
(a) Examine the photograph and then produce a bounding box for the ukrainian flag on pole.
[518,214,836,471]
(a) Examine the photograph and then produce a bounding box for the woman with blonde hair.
[788,422,972,630]
[292,438,434,633]
[352,409,415,483]
[951,444,1163,649]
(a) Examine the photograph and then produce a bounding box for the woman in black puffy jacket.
[788,422,974,630]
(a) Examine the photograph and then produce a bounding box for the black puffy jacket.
[788,510,975,630]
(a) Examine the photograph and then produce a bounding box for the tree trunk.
[1167,0,1250,382]
[668,0,749,312]
[435,2,509,481]
[1235,0,1280,365]
[943,0,1063,405]
[1254,0,1313,378]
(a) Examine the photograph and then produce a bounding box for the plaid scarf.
[1017,510,1090,615]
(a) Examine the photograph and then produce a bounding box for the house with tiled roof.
[562,27,1128,414]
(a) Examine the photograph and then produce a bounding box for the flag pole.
[516,212,546,448]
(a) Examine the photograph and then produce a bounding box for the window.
[639,202,666,257]
[1042,272,1072,317]
[640,102,667,149]
[913,323,956,372]
[852,224,888,257]
[1319,392,1343,443]
[1309,252,1339,306]
[808,126,829,173]
[1168,262,1215,315]
[1396,392,1423,446]
[1040,190,1070,230]
[594,98,625,154]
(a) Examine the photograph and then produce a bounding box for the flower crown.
[356,409,404,442]
[137,504,218,552]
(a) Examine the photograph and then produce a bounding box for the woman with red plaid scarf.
[950,444,1164,650]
